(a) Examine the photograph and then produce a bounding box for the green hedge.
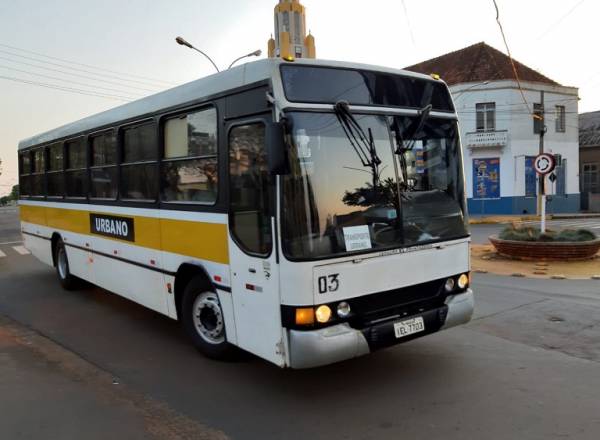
[499,225,597,242]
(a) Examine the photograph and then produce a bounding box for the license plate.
[393,317,425,339]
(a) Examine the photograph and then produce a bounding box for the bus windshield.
[281,112,468,260]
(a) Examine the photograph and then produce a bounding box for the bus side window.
[162,107,218,204]
[65,138,87,198]
[229,123,273,256]
[19,151,32,197]
[90,132,118,199]
[47,142,65,198]
[121,122,158,201]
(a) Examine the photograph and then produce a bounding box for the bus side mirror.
[267,121,290,175]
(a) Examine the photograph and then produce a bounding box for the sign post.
[533,153,556,233]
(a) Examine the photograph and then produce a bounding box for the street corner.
[470,243,600,280]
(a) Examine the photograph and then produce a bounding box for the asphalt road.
[2,207,600,439]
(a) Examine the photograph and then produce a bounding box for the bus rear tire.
[181,276,236,360]
[54,239,80,291]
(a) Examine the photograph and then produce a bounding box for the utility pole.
[537,90,547,231]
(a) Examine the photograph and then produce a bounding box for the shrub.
[498,225,597,242]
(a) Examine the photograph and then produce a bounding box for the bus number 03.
[318,274,340,294]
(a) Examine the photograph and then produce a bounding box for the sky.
[0,0,598,196]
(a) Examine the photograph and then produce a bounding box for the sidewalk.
[0,314,226,440]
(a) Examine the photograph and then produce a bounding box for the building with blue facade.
[407,43,580,215]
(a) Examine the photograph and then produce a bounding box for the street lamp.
[175,36,220,73]
[228,50,262,69]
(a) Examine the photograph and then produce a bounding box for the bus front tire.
[54,240,79,290]
[181,276,236,360]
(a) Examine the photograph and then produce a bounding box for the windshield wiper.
[392,104,432,155]
[334,101,382,187]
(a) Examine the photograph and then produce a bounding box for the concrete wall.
[451,80,580,214]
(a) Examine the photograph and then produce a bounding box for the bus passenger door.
[227,120,284,366]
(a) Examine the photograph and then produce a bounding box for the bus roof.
[18,58,437,150]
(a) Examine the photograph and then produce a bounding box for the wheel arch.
[174,263,214,320]
[50,232,62,267]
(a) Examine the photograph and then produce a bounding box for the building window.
[90,131,118,199]
[582,163,599,194]
[525,156,537,197]
[121,122,158,201]
[533,103,544,134]
[47,142,64,197]
[555,105,566,132]
[162,108,218,204]
[65,138,87,198]
[476,103,495,132]
[555,155,566,196]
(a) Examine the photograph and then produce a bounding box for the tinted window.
[47,172,64,197]
[90,167,118,199]
[162,108,218,203]
[20,152,32,174]
[229,123,272,255]
[121,163,158,200]
[164,108,217,158]
[123,123,156,162]
[281,65,454,112]
[91,132,116,166]
[48,143,64,171]
[162,158,217,203]
[33,149,45,173]
[65,170,87,197]
[66,138,86,169]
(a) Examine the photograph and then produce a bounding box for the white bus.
[18,58,473,368]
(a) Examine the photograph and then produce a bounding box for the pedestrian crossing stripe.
[0,250,5,258]
[12,246,30,255]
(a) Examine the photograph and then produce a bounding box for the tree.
[9,185,19,200]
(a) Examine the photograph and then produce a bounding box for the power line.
[0,48,165,90]
[0,65,141,99]
[0,43,176,87]
[537,0,585,40]
[491,0,534,117]
[0,55,158,93]
[0,74,133,101]
[400,0,417,48]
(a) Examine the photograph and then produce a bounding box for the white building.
[407,42,580,215]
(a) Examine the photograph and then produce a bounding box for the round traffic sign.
[533,153,556,175]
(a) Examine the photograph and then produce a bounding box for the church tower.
[268,0,316,59]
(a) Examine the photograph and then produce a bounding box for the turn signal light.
[295,308,314,325]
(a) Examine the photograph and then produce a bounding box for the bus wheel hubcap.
[192,292,224,345]
[58,248,67,279]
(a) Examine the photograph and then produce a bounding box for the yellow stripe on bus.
[20,205,229,264]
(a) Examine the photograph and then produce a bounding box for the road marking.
[0,241,23,246]
[0,250,5,258]
[12,246,30,255]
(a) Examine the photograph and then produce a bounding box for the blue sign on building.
[473,158,500,199]
[525,156,537,197]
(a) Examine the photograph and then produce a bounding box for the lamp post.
[228,50,262,69]
[175,36,262,73]
[175,36,220,73]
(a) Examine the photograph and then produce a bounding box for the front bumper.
[288,289,474,369]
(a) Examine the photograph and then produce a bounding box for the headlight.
[337,302,351,318]
[444,278,455,292]
[457,273,469,289]
[315,305,332,323]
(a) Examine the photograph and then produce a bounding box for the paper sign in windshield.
[343,225,372,251]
